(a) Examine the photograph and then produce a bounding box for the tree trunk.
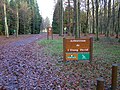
[99,1,103,34]
[4,1,9,37]
[16,5,19,37]
[31,6,35,34]
[78,0,80,38]
[73,0,76,36]
[104,0,107,35]
[74,0,79,38]
[96,0,99,40]
[86,0,89,36]
[91,0,95,34]
[107,0,111,37]
[59,0,63,36]
[76,0,79,38]
[99,9,102,34]
[58,1,61,36]
[68,0,71,35]
[116,2,120,38]
[112,0,115,35]
[61,0,63,36]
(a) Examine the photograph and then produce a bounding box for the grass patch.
[38,37,120,63]
[38,39,63,56]
[37,37,120,89]
[94,39,120,63]
[37,37,120,68]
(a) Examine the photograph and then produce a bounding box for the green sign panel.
[78,53,90,60]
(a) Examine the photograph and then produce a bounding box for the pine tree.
[52,1,60,34]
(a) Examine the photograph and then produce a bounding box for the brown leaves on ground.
[0,34,120,90]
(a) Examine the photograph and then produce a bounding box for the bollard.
[96,78,105,90]
[111,64,118,90]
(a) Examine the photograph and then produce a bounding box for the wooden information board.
[47,27,53,40]
[63,38,93,62]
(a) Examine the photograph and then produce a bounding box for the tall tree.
[99,0,104,34]
[29,0,42,34]
[80,11,87,34]
[116,1,120,38]
[59,0,63,36]
[34,2,42,34]
[107,0,111,37]
[86,0,89,35]
[76,0,79,37]
[64,5,74,36]
[0,0,42,36]
[9,0,17,35]
[91,0,95,34]
[16,4,19,37]
[52,0,60,34]
[4,0,9,37]
[78,0,80,37]
[44,17,50,28]
[19,1,32,34]
[73,0,76,37]
[73,0,79,38]
[67,0,71,35]
[112,0,115,35]
[104,0,107,35]
[40,17,45,31]
[95,0,99,40]
[10,0,19,37]
[0,1,5,35]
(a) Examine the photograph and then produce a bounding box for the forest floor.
[0,33,120,90]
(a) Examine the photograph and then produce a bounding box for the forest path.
[9,33,46,47]
[0,33,63,89]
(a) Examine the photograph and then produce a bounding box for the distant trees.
[64,5,74,35]
[107,0,111,37]
[19,1,32,34]
[52,0,120,39]
[89,0,120,39]
[0,0,42,37]
[44,17,50,28]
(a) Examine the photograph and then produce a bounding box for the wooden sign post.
[47,27,53,40]
[63,37,93,62]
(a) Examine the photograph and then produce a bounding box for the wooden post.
[52,28,53,40]
[63,38,66,62]
[47,27,53,40]
[47,27,49,40]
[96,78,105,90]
[111,64,118,90]
[47,34,49,40]
[90,37,93,63]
